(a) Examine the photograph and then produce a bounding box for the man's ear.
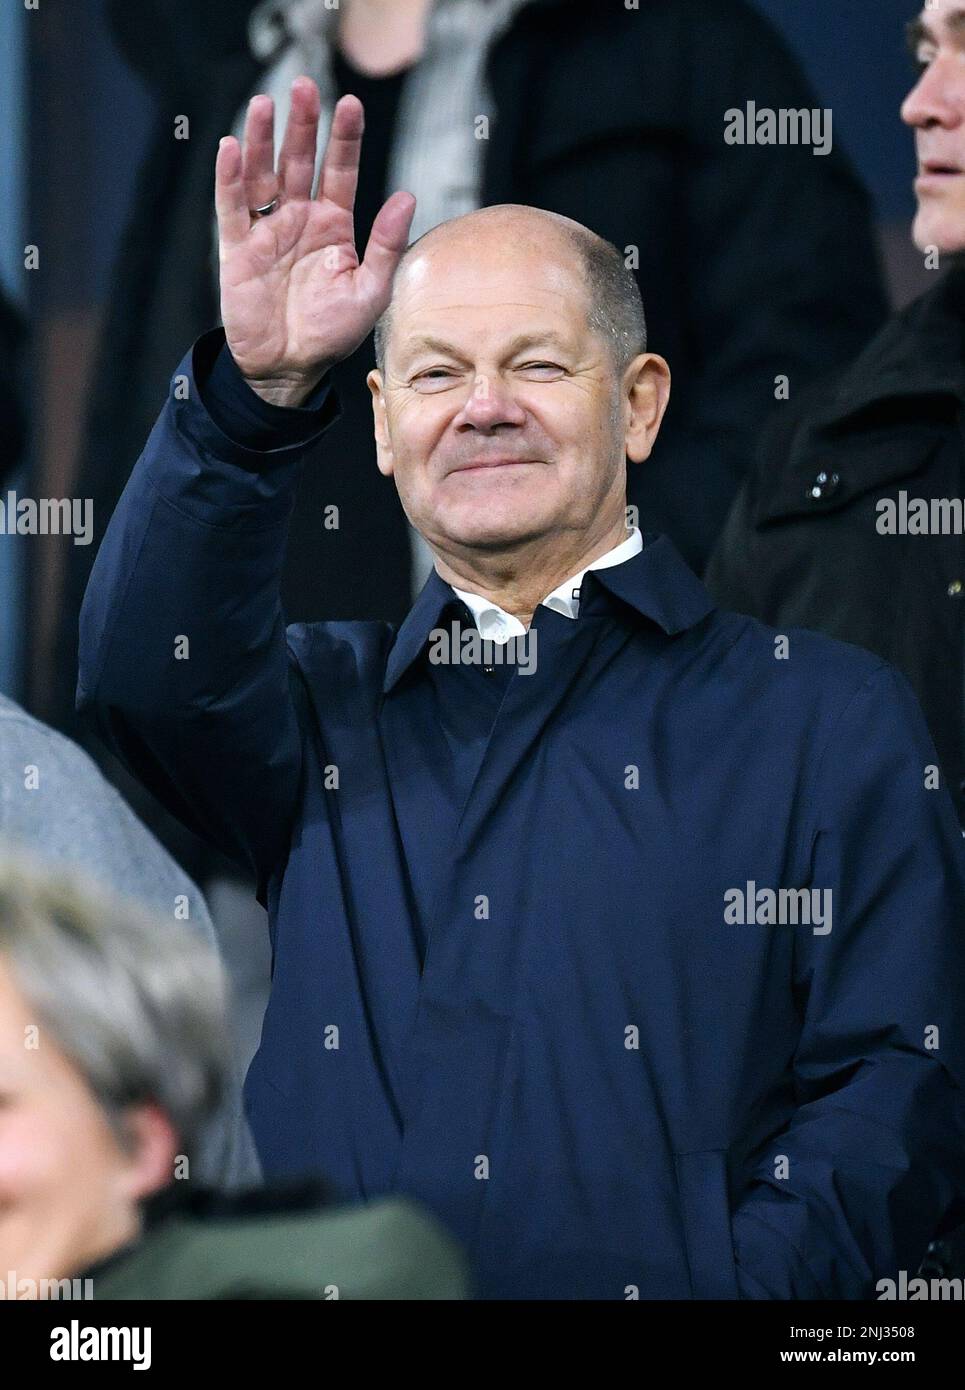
[624,354,671,463]
[367,369,395,478]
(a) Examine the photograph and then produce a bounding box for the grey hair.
[373,216,647,375]
[0,854,230,1158]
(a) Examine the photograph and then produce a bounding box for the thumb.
[356,191,417,312]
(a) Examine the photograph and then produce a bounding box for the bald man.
[79,83,965,1300]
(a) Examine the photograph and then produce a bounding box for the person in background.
[707,0,965,829]
[0,691,260,1191]
[0,855,468,1299]
[706,0,965,1275]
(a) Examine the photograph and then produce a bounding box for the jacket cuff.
[173,328,341,468]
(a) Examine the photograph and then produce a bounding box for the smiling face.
[367,209,669,564]
[903,1,965,253]
[0,956,173,1289]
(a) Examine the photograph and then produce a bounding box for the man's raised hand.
[215,78,416,406]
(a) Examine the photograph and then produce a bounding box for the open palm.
[215,79,416,403]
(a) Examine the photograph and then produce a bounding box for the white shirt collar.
[451,528,643,643]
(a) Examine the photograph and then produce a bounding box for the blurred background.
[0,0,926,701]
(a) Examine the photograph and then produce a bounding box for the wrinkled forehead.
[390,235,590,343]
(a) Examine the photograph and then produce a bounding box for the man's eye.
[915,48,935,72]
[411,369,458,391]
[519,362,564,375]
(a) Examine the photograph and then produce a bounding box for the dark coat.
[77,333,965,1299]
[706,266,965,823]
[54,0,887,736]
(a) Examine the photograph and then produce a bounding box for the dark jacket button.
[807,470,841,501]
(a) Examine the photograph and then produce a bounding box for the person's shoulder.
[0,696,148,829]
[94,1182,469,1300]
[0,695,214,935]
[0,693,100,775]
[709,606,897,713]
[670,0,797,48]
[531,0,778,48]
[736,275,960,528]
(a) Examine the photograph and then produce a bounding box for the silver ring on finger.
[251,196,280,218]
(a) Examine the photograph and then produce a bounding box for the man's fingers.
[357,191,417,307]
[215,137,250,248]
[278,77,321,201]
[316,94,364,213]
[242,94,279,212]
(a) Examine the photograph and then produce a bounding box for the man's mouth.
[449,458,537,474]
[918,159,964,186]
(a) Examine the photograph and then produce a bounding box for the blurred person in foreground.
[0,856,467,1299]
[77,86,965,1300]
[708,0,965,828]
[0,691,259,1191]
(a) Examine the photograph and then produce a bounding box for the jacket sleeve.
[655,0,889,570]
[731,662,965,1298]
[76,330,340,894]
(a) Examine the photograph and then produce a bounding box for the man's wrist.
[241,370,332,409]
[193,333,340,454]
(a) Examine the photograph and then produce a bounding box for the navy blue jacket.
[78,333,965,1300]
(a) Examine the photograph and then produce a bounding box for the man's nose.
[902,59,963,130]
[455,374,528,431]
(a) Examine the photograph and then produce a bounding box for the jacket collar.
[383,568,467,694]
[382,532,715,693]
[812,263,965,424]
[753,265,965,526]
